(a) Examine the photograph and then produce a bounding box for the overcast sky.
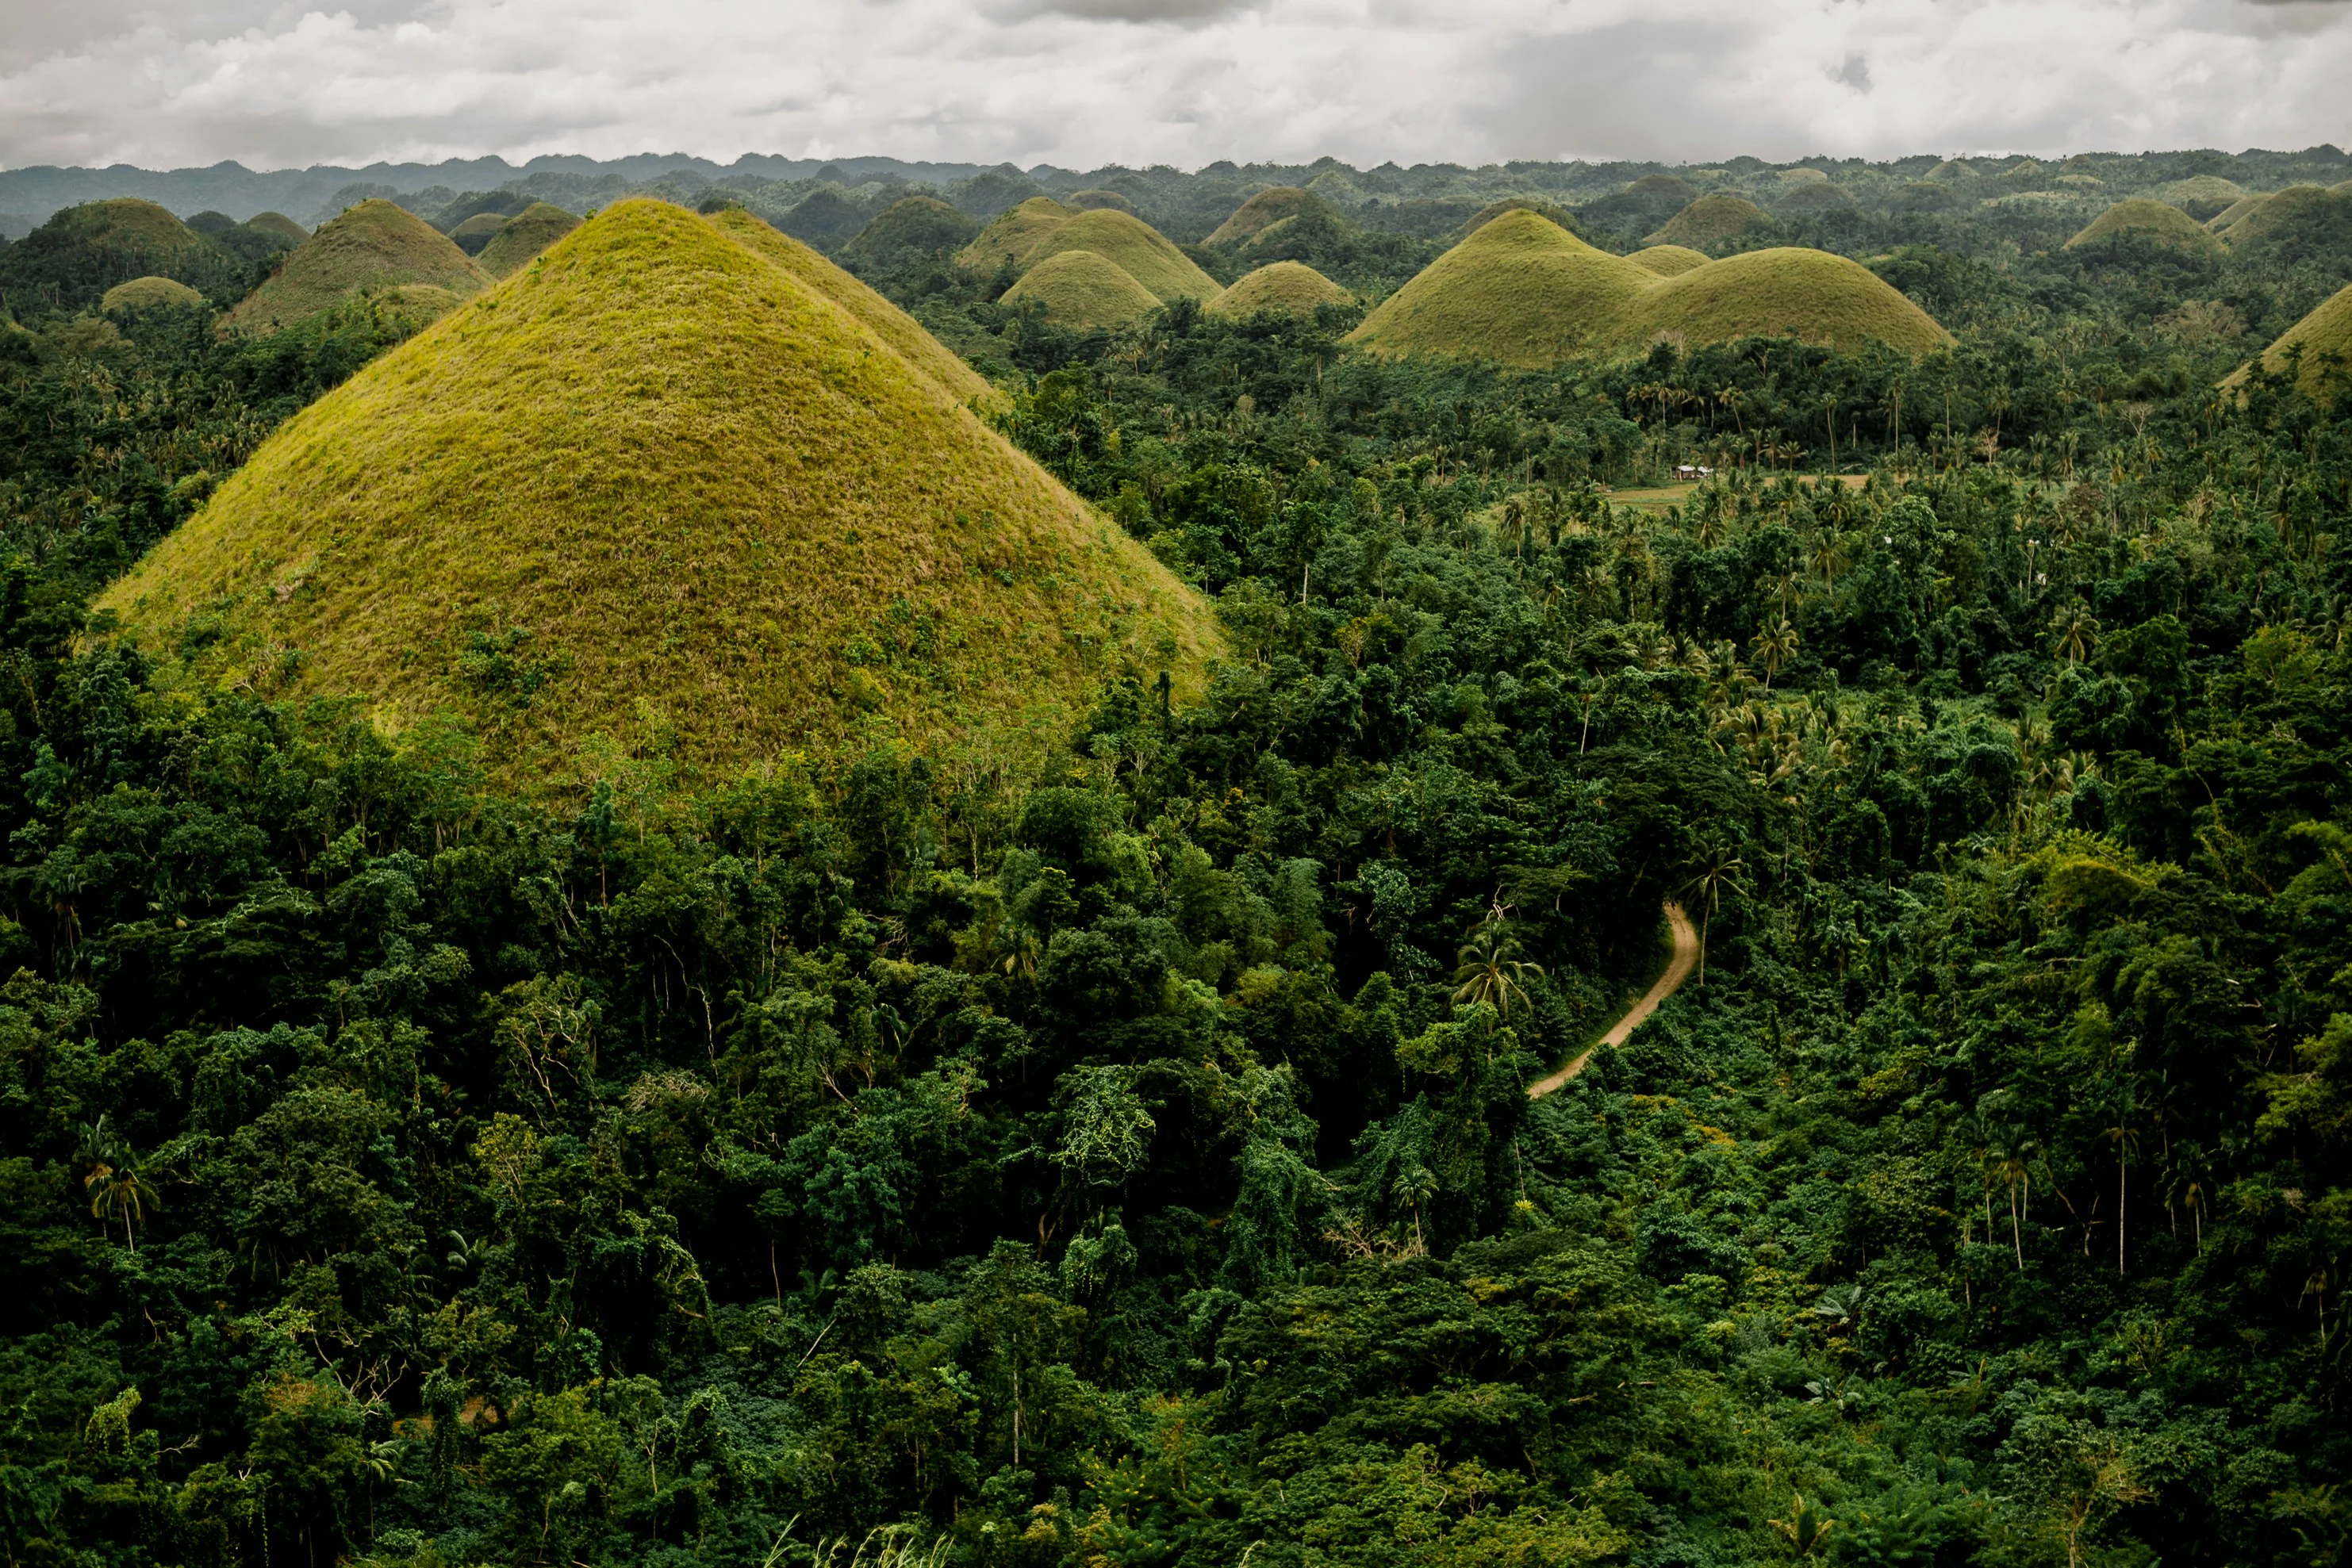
[2,0,2349,172]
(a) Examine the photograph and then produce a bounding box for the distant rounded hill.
[2220,184,2351,249]
[224,200,490,332]
[1024,209,1218,301]
[1628,245,1710,278]
[1066,190,1138,214]
[1207,262,1350,320]
[1448,198,1580,243]
[2067,199,2220,256]
[475,203,582,279]
[101,276,206,313]
[1207,187,1343,247]
[840,197,980,270]
[98,200,1218,786]
[1648,194,1767,248]
[1628,174,1700,202]
[1345,210,1949,369]
[0,198,242,312]
[244,213,311,246]
[2233,283,2352,406]
[1778,182,1855,212]
[1002,251,1163,329]
[448,212,511,254]
[958,197,1077,273]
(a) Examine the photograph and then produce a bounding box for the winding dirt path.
[1527,901,1698,1098]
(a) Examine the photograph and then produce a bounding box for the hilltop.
[1001,250,1163,329]
[477,202,583,278]
[1648,194,1767,247]
[958,197,1076,272]
[1207,261,1351,320]
[2235,282,2352,404]
[99,200,1216,786]
[223,200,490,332]
[2067,198,2220,255]
[841,197,979,270]
[1347,210,1950,368]
[1207,187,1343,247]
[0,197,244,313]
[1020,209,1218,301]
[99,276,206,312]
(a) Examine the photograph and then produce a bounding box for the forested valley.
[2,155,2351,1568]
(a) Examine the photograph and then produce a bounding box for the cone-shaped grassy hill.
[840,197,979,270]
[2066,198,2220,255]
[245,213,310,245]
[1208,187,1342,247]
[1345,212,1661,369]
[477,203,584,279]
[1629,174,1699,202]
[958,197,1076,272]
[98,200,1218,788]
[2208,194,2268,232]
[224,200,490,332]
[1628,245,1709,278]
[2231,283,2352,406]
[1002,251,1163,329]
[0,198,241,312]
[1348,213,1950,369]
[1068,190,1138,214]
[449,212,510,254]
[1648,194,1766,247]
[1022,209,1218,301]
[1207,261,1350,320]
[706,209,993,404]
[2220,185,2349,247]
[1631,249,1952,356]
[1448,198,1580,243]
[102,276,207,312]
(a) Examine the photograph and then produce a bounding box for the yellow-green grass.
[1647,194,1766,247]
[475,203,581,279]
[2156,175,2244,208]
[1067,190,1138,214]
[1627,245,1709,278]
[1022,209,1218,301]
[224,200,489,332]
[1628,174,1699,201]
[1345,210,1656,369]
[448,211,511,253]
[1207,261,1350,319]
[2230,282,2352,406]
[1631,248,1953,356]
[55,198,211,260]
[1448,197,1580,241]
[707,208,992,405]
[839,197,978,266]
[2221,185,2346,246]
[98,199,1220,790]
[1779,182,1855,211]
[2066,198,2220,255]
[244,212,309,244]
[2208,194,2268,232]
[1000,250,1163,329]
[102,275,206,312]
[957,197,1075,271]
[1207,186,1339,246]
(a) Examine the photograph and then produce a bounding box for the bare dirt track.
[1527,900,1698,1098]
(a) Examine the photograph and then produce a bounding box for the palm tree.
[1681,848,1748,985]
[2053,604,2101,665]
[1992,1142,2035,1271]
[2103,1102,2139,1278]
[1452,923,1544,1019]
[1751,619,1800,689]
[84,1123,159,1252]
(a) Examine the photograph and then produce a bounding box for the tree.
[2054,604,2101,665]
[82,1118,158,1252]
[1751,619,1799,688]
[2102,1088,2139,1277]
[1452,921,1543,1019]
[1681,849,1748,985]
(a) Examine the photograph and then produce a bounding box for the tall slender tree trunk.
[2116,1158,2127,1276]
[2010,1187,2024,1271]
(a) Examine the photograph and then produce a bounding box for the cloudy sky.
[2,0,2349,172]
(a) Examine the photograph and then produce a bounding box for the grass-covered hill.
[98,275,206,313]
[2066,197,2220,255]
[1022,209,1219,301]
[1001,249,1164,329]
[1345,210,1657,368]
[98,199,1218,787]
[1207,260,1351,319]
[0,197,245,313]
[1207,186,1344,247]
[840,196,980,271]
[1647,193,1767,247]
[958,196,1076,272]
[1347,210,1948,367]
[475,201,582,278]
[244,211,310,245]
[1066,189,1138,213]
[2236,281,2352,404]
[222,199,490,332]
[447,211,511,254]
[1448,197,1582,242]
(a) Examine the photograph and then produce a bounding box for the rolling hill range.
[223,199,491,332]
[99,199,1218,787]
[953,199,1216,327]
[1345,210,1950,368]
[0,197,248,312]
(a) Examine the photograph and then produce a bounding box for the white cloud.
[0,0,2348,171]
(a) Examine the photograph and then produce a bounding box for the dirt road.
[1526,900,1698,1098]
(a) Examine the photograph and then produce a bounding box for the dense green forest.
[3,156,2352,1568]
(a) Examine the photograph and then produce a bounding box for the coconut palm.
[1680,847,1748,984]
[2054,604,2101,665]
[1751,619,1800,688]
[83,1121,159,1252]
[2103,1097,2139,1277]
[1452,923,1544,1019]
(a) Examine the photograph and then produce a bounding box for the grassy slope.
[1207,261,1350,318]
[2067,198,2220,254]
[101,276,206,312]
[1067,190,1138,214]
[244,213,309,243]
[709,209,993,404]
[1207,188,1335,246]
[2208,194,2269,232]
[99,200,1219,788]
[224,200,490,332]
[1633,248,1955,355]
[2239,282,2352,404]
[1001,251,1163,329]
[2223,185,2346,246]
[1627,245,1709,278]
[1022,209,1219,301]
[450,213,510,252]
[1345,211,1658,369]
[957,197,1075,272]
[840,197,979,265]
[1449,198,1581,242]
[1648,194,1767,247]
[478,203,584,279]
